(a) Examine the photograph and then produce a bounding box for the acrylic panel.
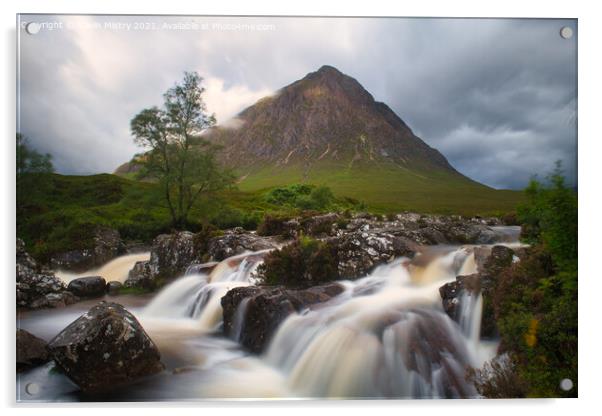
[16,14,577,401]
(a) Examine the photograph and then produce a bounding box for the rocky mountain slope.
[207,65,459,176]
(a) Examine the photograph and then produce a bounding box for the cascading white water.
[139,251,265,333]
[19,229,523,401]
[262,248,487,398]
[230,297,251,342]
[55,252,150,284]
[459,291,483,343]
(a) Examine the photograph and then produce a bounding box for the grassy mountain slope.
[237,160,523,214]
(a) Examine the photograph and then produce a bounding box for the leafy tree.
[130,72,233,228]
[16,133,55,212]
[265,184,313,205]
[16,133,54,177]
[517,161,577,270]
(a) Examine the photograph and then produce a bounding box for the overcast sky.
[18,15,577,189]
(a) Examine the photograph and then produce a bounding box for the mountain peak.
[315,65,343,76]
[208,67,458,176]
[289,65,375,108]
[303,65,356,85]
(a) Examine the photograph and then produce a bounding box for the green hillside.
[237,160,524,215]
[18,170,523,262]
[17,173,169,261]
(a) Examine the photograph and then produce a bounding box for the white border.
[2,0,600,415]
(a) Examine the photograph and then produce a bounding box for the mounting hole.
[25,22,41,35]
[560,378,574,391]
[560,26,573,40]
[25,382,40,395]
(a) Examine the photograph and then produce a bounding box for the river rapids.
[17,227,522,401]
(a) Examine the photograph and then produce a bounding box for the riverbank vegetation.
[473,164,577,398]
[17,170,522,264]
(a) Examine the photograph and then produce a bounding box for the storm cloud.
[18,15,576,189]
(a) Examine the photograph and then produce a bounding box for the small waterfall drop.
[140,251,266,332]
[143,273,209,319]
[55,252,151,284]
[458,291,483,345]
[230,297,251,342]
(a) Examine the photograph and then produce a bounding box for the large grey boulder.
[124,229,226,289]
[124,260,155,289]
[48,302,164,393]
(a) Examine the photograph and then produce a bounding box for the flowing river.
[16,227,521,401]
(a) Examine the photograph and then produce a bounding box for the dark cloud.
[18,16,576,189]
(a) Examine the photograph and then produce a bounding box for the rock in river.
[106,281,123,295]
[148,231,197,279]
[67,276,107,298]
[206,228,278,261]
[124,260,155,290]
[221,283,345,353]
[329,230,417,279]
[17,329,49,372]
[48,302,164,393]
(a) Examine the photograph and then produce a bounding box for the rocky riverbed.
[16,211,523,399]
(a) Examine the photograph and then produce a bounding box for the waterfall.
[458,291,483,345]
[140,251,266,332]
[134,245,493,398]
[143,274,209,319]
[184,262,218,276]
[261,247,486,398]
[54,252,151,284]
[230,297,251,342]
[20,229,525,400]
